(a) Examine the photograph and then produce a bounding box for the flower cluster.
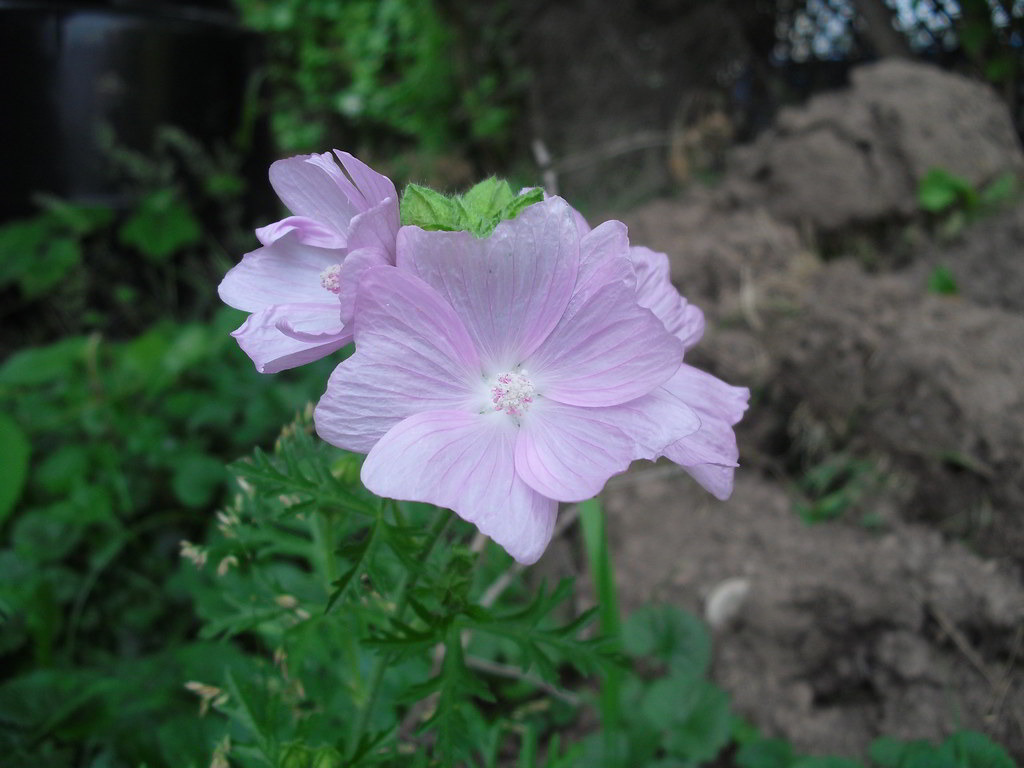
[220,151,748,564]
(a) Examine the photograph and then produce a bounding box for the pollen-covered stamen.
[490,370,535,416]
[319,263,343,294]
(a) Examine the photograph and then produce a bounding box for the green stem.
[347,505,451,759]
[313,510,338,593]
[579,496,623,738]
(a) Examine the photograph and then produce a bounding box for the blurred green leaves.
[118,189,202,262]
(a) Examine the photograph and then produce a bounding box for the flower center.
[319,264,343,294]
[490,370,535,416]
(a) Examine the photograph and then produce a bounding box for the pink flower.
[218,151,399,373]
[314,198,702,564]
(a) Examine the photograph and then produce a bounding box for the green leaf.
[622,604,711,678]
[979,172,1016,208]
[400,184,458,231]
[461,178,515,221]
[790,758,864,768]
[171,453,226,508]
[640,669,703,731]
[662,682,731,763]
[918,168,973,213]
[946,730,1016,768]
[927,265,958,296]
[19,237,81,298]
[118,190,202,261]
[736,737,795,768]
[0,413,30,523]
[0,337,87,387]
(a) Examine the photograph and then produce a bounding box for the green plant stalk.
[346,505,452,759]
[579,496,623,736]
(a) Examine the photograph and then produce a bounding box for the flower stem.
[346,504,451,758]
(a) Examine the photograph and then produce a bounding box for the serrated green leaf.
[0,414,30,523]
[640,670,703,731]
[400,184,458,230]
[461,177,515,220]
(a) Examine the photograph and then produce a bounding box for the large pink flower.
[314,198,702,563]
[218,151,398,373]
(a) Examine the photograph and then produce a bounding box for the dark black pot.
[0,0,271,220]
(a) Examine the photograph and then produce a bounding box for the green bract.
[400,178,545,237]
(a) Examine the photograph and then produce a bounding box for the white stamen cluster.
[319,263,343,294]
[490,370,535,416]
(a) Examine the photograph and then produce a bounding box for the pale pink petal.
[273,302,345,342]
[231,305,351,373]
[659,364,750,500]
[572,220,634,306]
[314,267,482,453]
[269,153,359,234]
[333,150,398,210]
[662,364,749,428]
[218,232,341,313]
[631,246,706,349]
[361,410,557,564]
[346,196,400,258]
[255,216,347,249]
[336,246,391,325]
[397,197,580,370]
[515,398,635,502]
[598,388,702,461]
[682,464,736,501]
[527,270,683,407]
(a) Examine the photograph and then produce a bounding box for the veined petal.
[631,246,706,350]
[362,410,557,565]
[314,266,482,453]
[269,153,360,234]
[255,215,347,249]
[397,197,580,371]
[599,388,702,461]
[337,246,391,325]
[662,364,750,427]
[659,364,750,500]
[231,305,351,373]
[572,220,634,305]
[527,273,683,407]
[346,196,400,258]
[332,150,398,211]
[515,398,634,502]
[218,231,341,313]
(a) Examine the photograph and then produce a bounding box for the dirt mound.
[605,468,1024,761]
[728,60,1024,232]
[923,203,1024,314]
[767,257,1024,560]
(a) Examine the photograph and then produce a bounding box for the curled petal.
[255,216,347,249]
[218,232,340,313]
[362,410,558,564]
[232,304,351,373]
